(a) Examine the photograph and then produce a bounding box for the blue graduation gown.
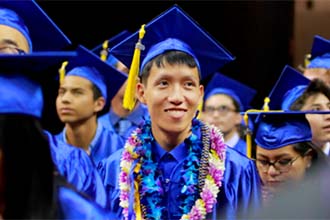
[233,138,247,156]
[55,121,124,165]
[58,186,117,220]
[45,130,108,208]
[97,126,261,219]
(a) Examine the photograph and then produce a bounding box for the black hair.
[91,84,106,117]
[293,141,329,177]
[140,50,200,85]
[290,78,330,110]
[91,83,103,101]
[0,114,58,219]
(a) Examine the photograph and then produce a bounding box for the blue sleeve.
[97,148,123,217]
[58,186,118,220]
[212,147,262,220]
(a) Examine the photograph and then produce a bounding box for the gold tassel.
[304,53,311,68]
[262,97,270,111]
[123,24,146,111]
[196,95,204,119]
[243,112,252,159]
[59,61,68,84]
[100,40,109,61]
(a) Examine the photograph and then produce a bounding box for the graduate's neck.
[64,117,97,153]
[223,127,238,142]
[151,124,192,152]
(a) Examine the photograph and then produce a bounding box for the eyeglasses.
[256,155,302,173]
[0,45,26,55]
[204,105,237,115]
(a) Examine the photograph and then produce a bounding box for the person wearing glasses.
[201,72,256,155]
[250,112,327,206]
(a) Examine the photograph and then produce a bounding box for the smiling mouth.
[323,125,330,130]
[165,109,187,112]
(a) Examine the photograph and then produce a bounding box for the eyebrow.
[0,39,19,47]
[256,153,292,159]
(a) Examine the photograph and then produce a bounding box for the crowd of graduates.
[1,1,330,219]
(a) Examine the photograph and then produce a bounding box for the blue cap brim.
[0,51,77,77]
[0,51,78,118]
[244,111,315,150]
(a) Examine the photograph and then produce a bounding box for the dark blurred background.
[36,0,330,134]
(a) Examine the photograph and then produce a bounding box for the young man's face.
[301,93,330,147]
[56,75,104,124]
[137,62,203,135]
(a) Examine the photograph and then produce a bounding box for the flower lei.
[119,119,226,220]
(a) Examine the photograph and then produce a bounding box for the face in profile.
[0,24,30,54]
[300,93,330,148]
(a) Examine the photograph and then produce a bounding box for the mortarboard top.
[110,4,235,80]
[92,30,131,67]
[266,65,310,110]
[204,72,257,111]
[0,51,77,118]
[63,45,127,103]
[247,111,312,150]
[0,0,71,52]
[310,35,330,60]
[307,35,330,69]
[0,51,77,75]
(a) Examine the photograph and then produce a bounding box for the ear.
[94,96,106,112]
[304,151,313,168]
[233,113,243,126]
[136,82,147,104]
[199,84,204,100]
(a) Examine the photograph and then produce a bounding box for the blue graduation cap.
[204,72,257,111]
[0,52,77,118]
[0,0,71,52]
[110,4,235,80]
[266,65,310,110]
[111,4,235,111]
[307,35,330,69]
[247,112,312,150]
[91,30,131,67]
[61,45,127,104]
